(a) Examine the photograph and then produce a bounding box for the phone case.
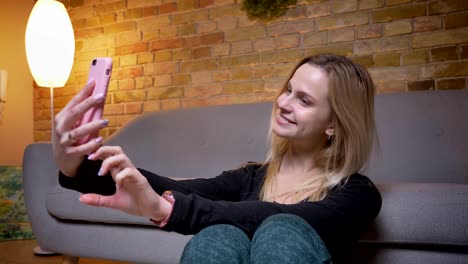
[78,57,113,145]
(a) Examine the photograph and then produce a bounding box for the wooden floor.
[0,239,130,264]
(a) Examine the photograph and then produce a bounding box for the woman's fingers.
[79,169,143,208]
[88,146,135,177]
[55,80,96,134]
[79,164,156,217]
[89,145,124,161]
[79,193,114,208]
[79,176,146,216]
[60,139,103,157]
[62,79,95,112]
[57,94,106,136]
[59,119,108,146]
[113,167,139,187]
[55,119,107,158]
[87,146,142,191]
[97,154,127,177]
[54,79,108,140]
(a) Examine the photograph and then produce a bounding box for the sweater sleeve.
[59,158,259,201]
[161,175,382,261]
[59,157,116,195]
[140,164,261,201]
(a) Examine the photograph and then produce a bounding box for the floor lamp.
[24,0,75,260]
[25,0,75,142]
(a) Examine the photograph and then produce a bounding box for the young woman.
[54,54,382,264]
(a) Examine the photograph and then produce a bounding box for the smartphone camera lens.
[106,69,111,75]
[92,59,97,66]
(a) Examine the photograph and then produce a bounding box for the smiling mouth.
[276,114,296,125]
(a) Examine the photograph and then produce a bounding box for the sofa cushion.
[46,185,153,226]
[361,183,468,246]
[47,182,468,247]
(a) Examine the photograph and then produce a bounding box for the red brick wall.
[33,0,468,141]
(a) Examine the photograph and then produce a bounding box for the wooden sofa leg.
[62,255,79,264]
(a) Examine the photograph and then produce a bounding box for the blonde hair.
[259,54,376,203]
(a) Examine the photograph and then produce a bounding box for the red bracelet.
[150,191,175,227]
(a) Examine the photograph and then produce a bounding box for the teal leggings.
[180,214,332,264]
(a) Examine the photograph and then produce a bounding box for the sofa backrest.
[108,90,468,184]
[107,102,272,179]
[365,90,468,184]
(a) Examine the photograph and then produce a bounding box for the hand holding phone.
[78,57,112,145]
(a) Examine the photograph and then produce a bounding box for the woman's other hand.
[53,79,108,177]
[79,146,172,221]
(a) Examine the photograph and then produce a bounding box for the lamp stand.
[50,85,55,143]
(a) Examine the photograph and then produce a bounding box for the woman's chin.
[271,126,291,139]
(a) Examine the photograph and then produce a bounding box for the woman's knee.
[180,225,250,264]
[255,214,318,238]
[251,214,331,264]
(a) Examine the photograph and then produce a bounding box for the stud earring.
[326,128,335,141]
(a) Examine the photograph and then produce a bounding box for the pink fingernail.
[100,119,109,127]
[88,153,95,160]
[98,167,104,176]
[95,137,103,143]
[87,78,95,85]
[94,93,105,102]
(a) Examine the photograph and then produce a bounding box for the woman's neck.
[281,151,315,174]
[280,140,325,174]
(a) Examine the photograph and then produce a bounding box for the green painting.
[0,166,34,240]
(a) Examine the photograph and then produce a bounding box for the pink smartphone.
[78,57,113,145]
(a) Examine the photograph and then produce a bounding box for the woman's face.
[272,63,333,145]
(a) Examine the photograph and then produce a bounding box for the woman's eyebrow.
[297,90,317,103]
[289,82,317,103]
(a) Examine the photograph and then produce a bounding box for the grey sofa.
[23,90,468,263]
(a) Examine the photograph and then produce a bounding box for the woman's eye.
[300,98,310,105]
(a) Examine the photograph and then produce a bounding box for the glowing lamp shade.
[25,0,75,88]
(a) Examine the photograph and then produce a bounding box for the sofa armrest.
[23,143,192,263]
[23,143,60,251]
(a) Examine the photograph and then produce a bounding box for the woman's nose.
[277,93,292,111]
